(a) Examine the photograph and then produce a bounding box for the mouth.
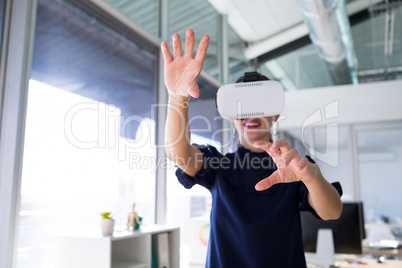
[243,119,261,129]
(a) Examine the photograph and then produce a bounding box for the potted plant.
[100,212,115,236]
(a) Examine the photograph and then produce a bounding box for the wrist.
[169,94,190,108]
[301,165,323,186]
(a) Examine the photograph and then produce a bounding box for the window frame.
[0,1,38,267]
[0,0,223,266]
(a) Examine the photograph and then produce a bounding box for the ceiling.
[208,0,307,43]
[104,0,402,90]
[208,0,382,55]
[208,0,402,88]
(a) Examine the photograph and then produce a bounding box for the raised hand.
[161,29,210,99]
[253,138,321,191]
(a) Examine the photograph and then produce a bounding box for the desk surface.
[306,253,402,268]
[363,247,402,258]
[336,258,402,267]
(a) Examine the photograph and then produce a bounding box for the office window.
[228,28,253,83]
[259,4,402,89]
[354,5,402,73]
[166,77,220,267]
[0,0,5,62]
[170,0,220,80]
[260,44,333,91]
[166,135,213,268]
[17,0,158,267]
[105,0,159,37]
[105,0,251,84]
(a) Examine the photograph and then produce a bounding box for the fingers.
[172,33,182,58]
[165,31,209,62]
[160,41,172,64]
[254,139,301,168]
[282,148,301,167]
[254,139,291,157]
[195,35,210,62]
[296,157,310,171]
[184,29,195,57]
[270,138,290,154]
[255,170,281,191]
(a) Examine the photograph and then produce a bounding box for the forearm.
[165,95,191,159]
[165,95,202,176]
[304,168,342,220]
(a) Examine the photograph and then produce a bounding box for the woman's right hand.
[161,29,210,99]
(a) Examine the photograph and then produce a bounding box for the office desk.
[336,258,402,267]
[363,247,402,258]
[306,253,402,268]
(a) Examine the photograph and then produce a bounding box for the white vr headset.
[216,72,285,119]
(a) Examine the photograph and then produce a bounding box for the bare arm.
[304,171,343,220]
[161,30,210,177]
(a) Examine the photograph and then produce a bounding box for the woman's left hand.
[253,138,321,191]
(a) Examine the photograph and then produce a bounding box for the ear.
[273,115,280,122]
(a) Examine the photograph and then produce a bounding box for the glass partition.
[260,3,402,90]
[354,4,402,82]
[17,0,158,267]
[228,27,253,83]
[169,0,220,81]
[356,121,402,221]
[261,44,334,90]
[355,121,402,243]
[0,0,5,63]
[165,77,219,268]
[105,0,159,37]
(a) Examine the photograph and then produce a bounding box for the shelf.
[54,225,179,268]
[112,260,148,268]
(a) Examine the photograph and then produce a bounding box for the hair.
[235,72,270,83]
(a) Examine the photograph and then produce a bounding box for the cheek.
[232,120,242,131]
[260,118,272,129]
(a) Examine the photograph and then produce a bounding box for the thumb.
[255,170,281,191]
[187,84,200,98]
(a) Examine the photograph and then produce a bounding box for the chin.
[243,134,270,143]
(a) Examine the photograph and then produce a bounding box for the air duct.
[298,0,358,84]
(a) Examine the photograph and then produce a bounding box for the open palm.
[161,29,210,98]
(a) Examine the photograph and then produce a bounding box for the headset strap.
[243,71,259,82]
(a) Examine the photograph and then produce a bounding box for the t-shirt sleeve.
[175,144,222,190]
[298,155,343,218]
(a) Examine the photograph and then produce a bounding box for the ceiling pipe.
[298,0,359,85]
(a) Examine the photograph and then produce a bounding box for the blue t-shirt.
[176,144,342,268]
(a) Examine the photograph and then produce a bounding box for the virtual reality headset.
[216,72,285,119]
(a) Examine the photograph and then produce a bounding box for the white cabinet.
[54,225,180,268]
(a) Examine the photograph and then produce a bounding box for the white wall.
[280,80,402,129]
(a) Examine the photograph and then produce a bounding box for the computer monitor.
[300,202,365,255]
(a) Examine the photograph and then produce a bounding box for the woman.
[161,29,343,268]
